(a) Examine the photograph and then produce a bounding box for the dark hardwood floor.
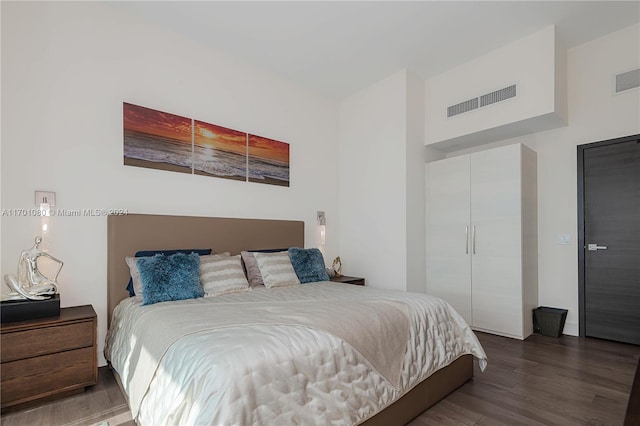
[410,332,640,426]
[1,332,638,426]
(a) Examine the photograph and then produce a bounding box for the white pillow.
[125,256,144,297]
[200,254,250,297]
[254,251,300,288]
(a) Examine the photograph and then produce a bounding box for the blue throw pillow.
[136,252,204,305]
[288,248,330,283]
[126,248,212,296]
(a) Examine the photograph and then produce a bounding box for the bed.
[105,214,486,425]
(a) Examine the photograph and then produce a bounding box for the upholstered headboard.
[107,214,304,325]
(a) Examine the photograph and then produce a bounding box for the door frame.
[577,133,639,337]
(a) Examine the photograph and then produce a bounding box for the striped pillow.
[200,254,250,297]
[254,251,300,288]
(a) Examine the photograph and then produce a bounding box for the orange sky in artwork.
[193,121,246,155]
[248,134,290,164]
[123,103,192,144]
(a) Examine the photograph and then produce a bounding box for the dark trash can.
[533,306,568,337]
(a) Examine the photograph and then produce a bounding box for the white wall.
[535,23,639,336]
[1,2,340,365]
[338,69,428,292]
[338,70,408,290]
[425,26,567,151]
[405,71,428,293]
[444,23,640,336]
[0,3,3,270]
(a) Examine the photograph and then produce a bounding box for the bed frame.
[107,213,473,425]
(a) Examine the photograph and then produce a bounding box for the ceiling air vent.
[447,98,479,118]
[480,84,517,107]
[615,68,640,94]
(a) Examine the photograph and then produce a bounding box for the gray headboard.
[107,214,304,325]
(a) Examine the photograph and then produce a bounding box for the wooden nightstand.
[330,275,365,286]
[1,305,97,412]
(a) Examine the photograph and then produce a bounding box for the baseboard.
[563,321,578,336]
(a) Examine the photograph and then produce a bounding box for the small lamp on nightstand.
[332,256,342,277]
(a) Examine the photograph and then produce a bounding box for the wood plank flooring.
[410,332,640,426]
[625,357,640,425]
[1,367,134,426]
[1,332,638,426]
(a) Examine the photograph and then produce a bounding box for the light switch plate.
[558,233,571,245]
[35,191,56,207]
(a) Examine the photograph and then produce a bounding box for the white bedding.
[105,282,487,425]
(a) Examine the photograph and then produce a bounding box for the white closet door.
[426,155,472,324]
[470,144,523,338]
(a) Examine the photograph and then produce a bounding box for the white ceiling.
[113,1,640,100]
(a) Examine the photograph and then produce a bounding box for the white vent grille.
[447,83,517,118]
[480,84,517,107]
[615,68,640,93]
[447,98,479,117]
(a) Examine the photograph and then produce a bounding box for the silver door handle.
[472,225,476,254]
[465,226,469,254]
[587,243,607,251]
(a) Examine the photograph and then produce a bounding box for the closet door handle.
[465,226,469,254]
[472,225,476,254]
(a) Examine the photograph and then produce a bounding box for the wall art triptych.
[123,102,290,187]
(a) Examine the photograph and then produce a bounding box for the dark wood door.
[582,137,640,345]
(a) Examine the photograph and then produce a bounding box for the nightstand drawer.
[1,305,97,411]
[1,321,94,363]
[1,346,95,405]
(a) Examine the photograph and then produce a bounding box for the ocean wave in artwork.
[248,156,289,182]
[124,130,192,168]
[193,144,246,179]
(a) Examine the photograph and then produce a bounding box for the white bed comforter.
[105,282,486,426]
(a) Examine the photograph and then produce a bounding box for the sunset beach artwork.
[194,120,247,181]
[248,134,290,187]
[123,103,193,174]
[123,102,292,187]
